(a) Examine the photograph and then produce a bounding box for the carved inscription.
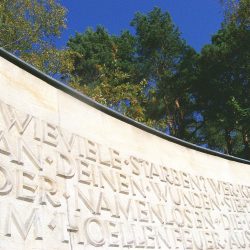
[0,100,249,249]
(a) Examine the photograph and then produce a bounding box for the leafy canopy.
[194,0,250,158]
[0,0,67,74]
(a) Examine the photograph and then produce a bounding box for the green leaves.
[194,3,250,158]
[65,26,147,122]
[64,8,199,137]
[131,8,199,139]
[131,7,185,80]
[66,27,139,86]
[0,0,67,73]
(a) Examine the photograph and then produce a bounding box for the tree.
[65,26,147,121]
[194,0,250,159]
[220,0,250,25]
[131,8,198,139]
[66,27,140,86]
[66,27,115,86]
[0,0,67,74]
[70,63,147,122]
[64,9,199,134]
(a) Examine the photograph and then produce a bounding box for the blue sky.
[57,0,224,52]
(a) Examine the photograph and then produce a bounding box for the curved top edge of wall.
[0,48,249,165]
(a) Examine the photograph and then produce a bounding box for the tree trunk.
[175,98,185,139]
[225,129,233,155]
[242,132,250,160]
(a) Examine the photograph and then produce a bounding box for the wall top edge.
[0,48,249,165]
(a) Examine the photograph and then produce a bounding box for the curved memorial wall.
[0,49,250,250]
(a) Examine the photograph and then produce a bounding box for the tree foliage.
[0,0,67,74]
[64,25,148,121]
[194,0,250,159]
[65,8,199,139]
[70,64,147,122]
[131,8,199,138]
[66,27,139,85]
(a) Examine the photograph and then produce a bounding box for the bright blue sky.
[56,0,224,52]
